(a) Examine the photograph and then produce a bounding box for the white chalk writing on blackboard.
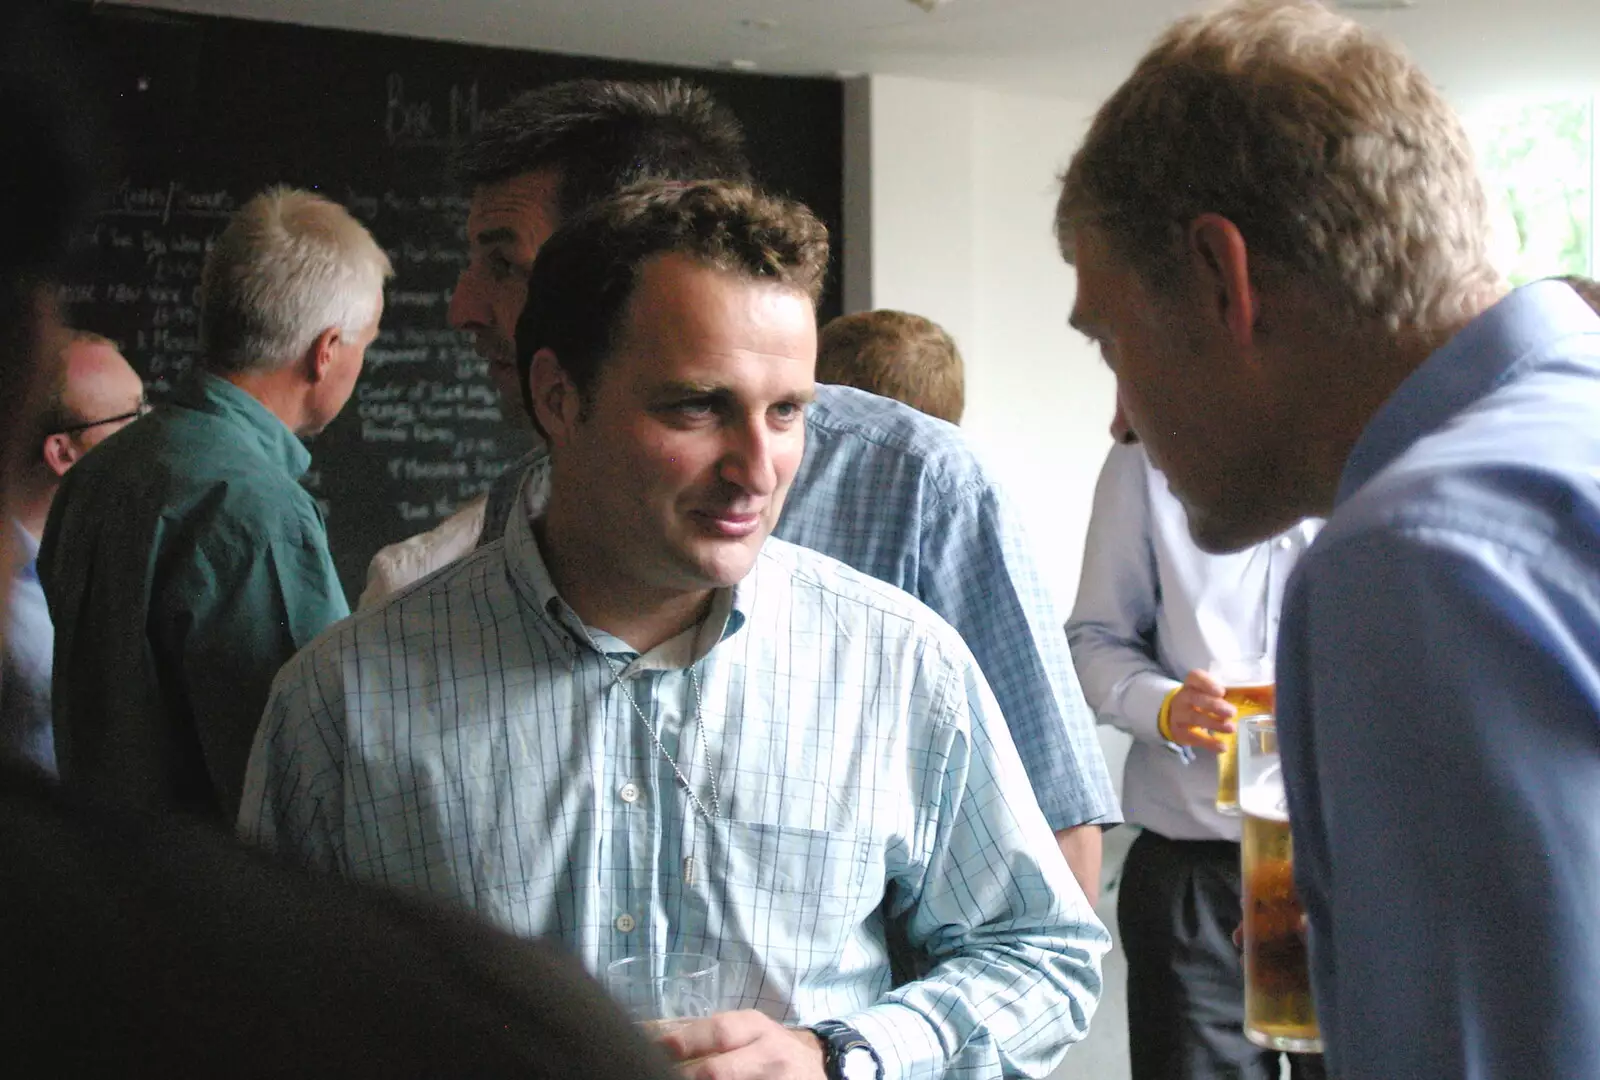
[385,74,483,149]
[60,166,528,592]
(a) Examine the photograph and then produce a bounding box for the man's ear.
[1186,213,1257,350]
[528,347,581,447]
[306,326,342,383]
[41,432,80,478]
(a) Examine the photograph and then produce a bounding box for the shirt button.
[1278,537,1293,550]
[615,913,636,933]
[619,781,640,803]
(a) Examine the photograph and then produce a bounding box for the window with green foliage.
[1468,97,1595,285]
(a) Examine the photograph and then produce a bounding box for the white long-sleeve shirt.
[1066,443,1319,841]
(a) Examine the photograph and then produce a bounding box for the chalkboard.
[59,5,845,600]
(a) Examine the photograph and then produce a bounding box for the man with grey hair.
[1057,0,1600,1076]
[41,185,389,822]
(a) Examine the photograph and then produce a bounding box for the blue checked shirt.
[240,500,1109,1080]
[479,384,1119,831]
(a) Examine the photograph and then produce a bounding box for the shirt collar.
[1338,279,1600,506]
[9,518,40,560]
[8,518,40,581]
[503,486,748,673]
[173,372,312,480]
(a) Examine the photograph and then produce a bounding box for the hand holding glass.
[1210,655,1275,816]
[1239,715,1321,1054]
[605,952,720,1038]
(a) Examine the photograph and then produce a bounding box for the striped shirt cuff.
[845,1001,944,1080]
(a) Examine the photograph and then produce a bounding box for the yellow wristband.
[1157,686,1182,743]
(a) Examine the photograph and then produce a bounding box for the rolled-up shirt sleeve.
[843,656,1110,1079]
[237,633,349,873]
[1066,445,1181,747]
[918,476,1120,829]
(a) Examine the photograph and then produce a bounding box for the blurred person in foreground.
[1056,1,1600,1076]
[0,6,680,1075]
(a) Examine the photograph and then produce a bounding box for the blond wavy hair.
[1056,0,1502,333]
[817,310,964,425]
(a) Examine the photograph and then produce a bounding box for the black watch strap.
[808,1019,884,1080]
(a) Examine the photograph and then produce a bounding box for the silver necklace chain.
[604,659,721,823]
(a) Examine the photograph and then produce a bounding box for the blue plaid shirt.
[240,501,1108,1079]
[480,385,1119,831]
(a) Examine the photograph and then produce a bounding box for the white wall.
[845,75,1130,792]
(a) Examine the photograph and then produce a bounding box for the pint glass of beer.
[1239,715,1321,1053]
[1210,656,1275,816]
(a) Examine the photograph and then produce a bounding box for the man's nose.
[447,266,486,332]
[718,420,779,496]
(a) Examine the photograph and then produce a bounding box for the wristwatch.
[808,1019,883,1080]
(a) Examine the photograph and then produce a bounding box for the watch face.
[839,1046,879,1080]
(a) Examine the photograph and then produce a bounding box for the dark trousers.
[1119,828,1325,1080]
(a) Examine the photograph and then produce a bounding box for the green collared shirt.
[40,373,348,820]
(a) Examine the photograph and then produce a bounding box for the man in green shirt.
[40,185,389,821]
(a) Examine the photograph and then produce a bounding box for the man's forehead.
[1070,225,1113,279]
[1067,226,1124,328]
[62,345,141,410]
[467,170,562,242]
[611,254,816,362]
[632,251,814,315]
[63,340,126,374]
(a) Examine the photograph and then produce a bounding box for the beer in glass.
[1211,655,1275,816]
[1239,715,1321,1053]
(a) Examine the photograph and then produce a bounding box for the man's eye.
[487,252,520,281]
[771,402,805,422]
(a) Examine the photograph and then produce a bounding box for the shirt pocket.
[703,818,880,980]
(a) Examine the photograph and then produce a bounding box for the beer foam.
[1240,773,1289,823]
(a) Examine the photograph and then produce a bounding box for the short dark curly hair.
[516,179,828,425]
[453,79,751,220]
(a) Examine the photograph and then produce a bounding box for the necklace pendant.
[683,855,696,886]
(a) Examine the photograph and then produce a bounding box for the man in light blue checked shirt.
[481,382,1121,907]
[361,80,1120,905]
[242,180,1107,1080]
